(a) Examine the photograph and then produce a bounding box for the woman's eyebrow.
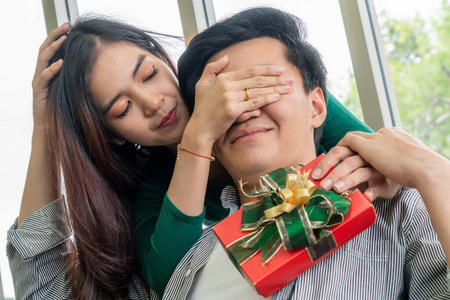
[133,54,146,78]
[103,54,147,113]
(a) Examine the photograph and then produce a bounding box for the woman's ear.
[309,87,327,128]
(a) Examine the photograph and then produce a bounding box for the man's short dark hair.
[178,6,328,145]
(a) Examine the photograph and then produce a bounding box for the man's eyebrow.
[103,54,146,113]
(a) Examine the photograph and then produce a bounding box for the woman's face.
[89,42,190,147]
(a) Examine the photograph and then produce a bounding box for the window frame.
[42,0,399,130]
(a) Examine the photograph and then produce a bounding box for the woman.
[8,14,381,299]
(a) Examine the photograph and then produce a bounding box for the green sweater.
[133,92,373,296]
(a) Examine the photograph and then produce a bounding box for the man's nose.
[235,108,261,123]
[142,94,164,117]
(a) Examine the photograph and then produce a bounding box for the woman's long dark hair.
[46,15,179,299]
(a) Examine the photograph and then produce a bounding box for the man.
[162,7,450,299]
[209,36,326,204]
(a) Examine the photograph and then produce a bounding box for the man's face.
[211,37,326,187]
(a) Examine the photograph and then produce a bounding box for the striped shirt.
[6,199,160,300]
[7,187,450,299]
[163,187,450,299]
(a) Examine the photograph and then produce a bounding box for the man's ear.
[309,87,327,128]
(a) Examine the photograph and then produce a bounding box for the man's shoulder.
[219,185,240,212]
[372,187,428,229]
[374,187,422,210]
[397,187,421,198]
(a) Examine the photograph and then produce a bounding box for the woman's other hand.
[320,127,450,264]
[311,136,402,201]
[320,128,449,193]
[32,23,68,129]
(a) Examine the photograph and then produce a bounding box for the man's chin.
[229,156,284,183]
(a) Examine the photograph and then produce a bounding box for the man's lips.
[230,127,271,144]
[158,107,177,128]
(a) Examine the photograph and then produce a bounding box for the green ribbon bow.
[228,166,351,267]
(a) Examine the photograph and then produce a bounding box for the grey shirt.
[6,199,158,300]
[7,188,450,299]
[163,187,450,299]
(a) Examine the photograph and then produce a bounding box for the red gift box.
[213,154,376,297]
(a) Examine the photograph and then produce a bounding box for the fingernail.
[284,76,294,84]
[269,93,280,100]
[334,181,345,192]
[275,67,284,74]
[279,85,291,92]
[364,191,374,201]
[321,179,332,190]
[312,168,321,179]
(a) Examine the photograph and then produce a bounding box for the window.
[373,0,449,158]
[76,0,186,61]
[0,2,47,299]
[212,0,364,121]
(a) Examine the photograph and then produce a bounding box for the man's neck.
[234,161,309,205]
[228,148,318,205]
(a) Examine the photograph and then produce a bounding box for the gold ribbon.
[263,170,316,219]
[229,167,350,266]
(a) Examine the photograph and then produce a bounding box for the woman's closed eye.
[117,100,132,119]
[144,67,159,83]
[115,66,159,119]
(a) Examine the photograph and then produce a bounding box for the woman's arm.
[168,56,291,216]
[8,24,73,299]
[8,199,72,299]
[19,24,68,223]
[315,127,450,264]
[319,92,373,153]
[313,97,402,200]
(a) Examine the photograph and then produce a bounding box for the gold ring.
[246,88,250,101]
